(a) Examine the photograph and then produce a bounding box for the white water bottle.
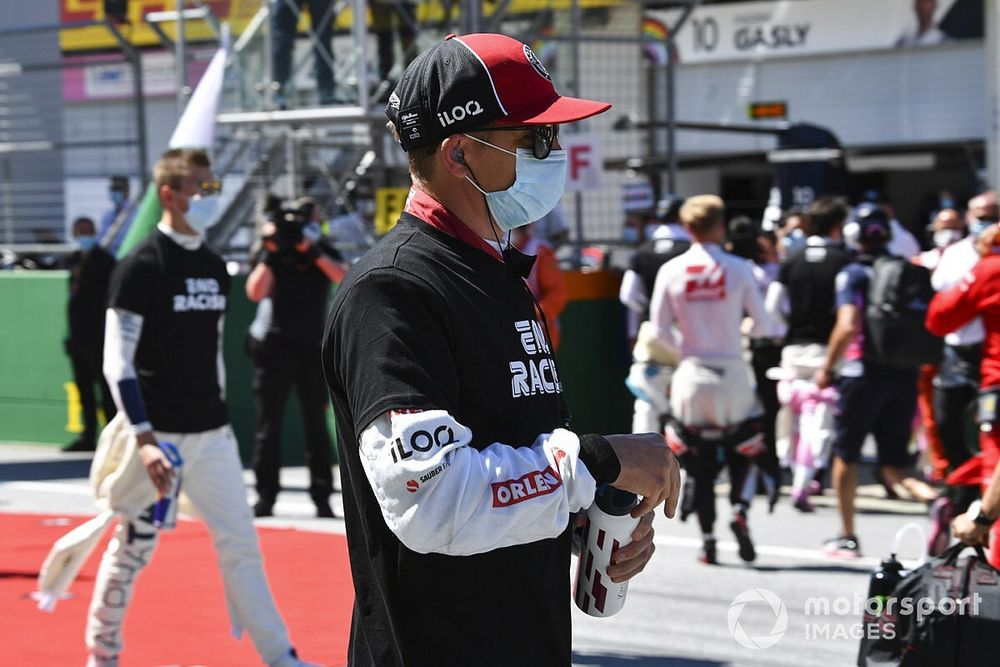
[574,485,640,617]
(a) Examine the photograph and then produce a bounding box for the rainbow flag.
[641,17,672,66]
[117,27,230,258]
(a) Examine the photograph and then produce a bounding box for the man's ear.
[440,136,470,178]
[158,184,175,209]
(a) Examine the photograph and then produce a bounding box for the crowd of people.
[620,187,1000,566]
[24,24,1000,665]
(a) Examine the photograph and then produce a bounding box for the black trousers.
[372,1,417,79]
[750,340,783,478]
[69,343,116,441]
[679,443,753,536]
[251,336,334,503]
[933,343,982,472]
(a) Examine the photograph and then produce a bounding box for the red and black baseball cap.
[386,33,611,152]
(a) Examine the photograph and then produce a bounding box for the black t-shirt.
[778,240,854,345]
[266,241,340,348]
[64,247,116,352]
[629,237,691,318]
[323,214,571,667]
[107,230,230,433]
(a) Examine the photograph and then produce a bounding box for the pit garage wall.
[0,271,633,461]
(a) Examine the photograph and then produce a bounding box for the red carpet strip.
[0,513,353,666]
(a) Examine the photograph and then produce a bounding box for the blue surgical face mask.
[781,228,806,253]
[110,190,125,207]
[462,134,567,232]
[303,222,322,242]
[76,235,98,252]
[622,227,641,244]
[970,218,996,237]
[184,195,218,233]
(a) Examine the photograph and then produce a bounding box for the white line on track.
[0,480,912,568]
[652,533,884,568]
[1,481,89,494]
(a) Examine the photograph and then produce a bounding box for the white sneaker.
[269,648,322,667]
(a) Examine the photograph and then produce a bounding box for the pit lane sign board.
[374,187,411,236]
[650,0,980,65]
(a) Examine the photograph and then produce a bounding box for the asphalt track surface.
[0,443,935,667]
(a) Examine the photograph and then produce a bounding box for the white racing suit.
[666,356,765,533]
[650,243,784,535]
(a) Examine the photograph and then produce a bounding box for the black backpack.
[862,255,943,368]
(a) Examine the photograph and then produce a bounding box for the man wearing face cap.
[321,33,680,666]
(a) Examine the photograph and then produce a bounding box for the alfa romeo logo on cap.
[523,44,551,81]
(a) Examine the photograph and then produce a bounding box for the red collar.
[404,186,502,260]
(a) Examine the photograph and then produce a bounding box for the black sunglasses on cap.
[481,124,559,160]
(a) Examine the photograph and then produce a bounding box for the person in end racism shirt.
[323,33,681,667]
[87,148,316,667]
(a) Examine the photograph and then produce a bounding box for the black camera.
[266,206,310,252]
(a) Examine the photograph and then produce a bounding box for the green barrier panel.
[556,298,633,436]
[0,271,632,459]
[0,272,76,444]
[0,272,331,468]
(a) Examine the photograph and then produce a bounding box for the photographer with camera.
[246,196,348,518]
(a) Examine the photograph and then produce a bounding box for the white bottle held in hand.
[574,485,640,617]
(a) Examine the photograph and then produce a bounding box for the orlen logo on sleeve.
[491,467,562,507]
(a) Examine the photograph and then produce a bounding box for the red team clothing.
[927,253,1000,567]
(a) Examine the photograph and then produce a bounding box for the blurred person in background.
[532,200,570,248]
[620,196,690,433]
[99,176,134,255]
[619,197,690,329]
[246,196,348,518]
[766,197,853,511]
[371,0,417,87]
[775,207,808,260]
[918,207,965,271]
[61,216,117,452]
[816,204,938,558]
[912,207,965,492]
[271,0,336,107]
[858,190,921,259]
[930,222,1000,568]
[510,222,568,351]
[727,214,784,510]
[652,195,784,564]
[926,191,999,548]
[915,189,960,248]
